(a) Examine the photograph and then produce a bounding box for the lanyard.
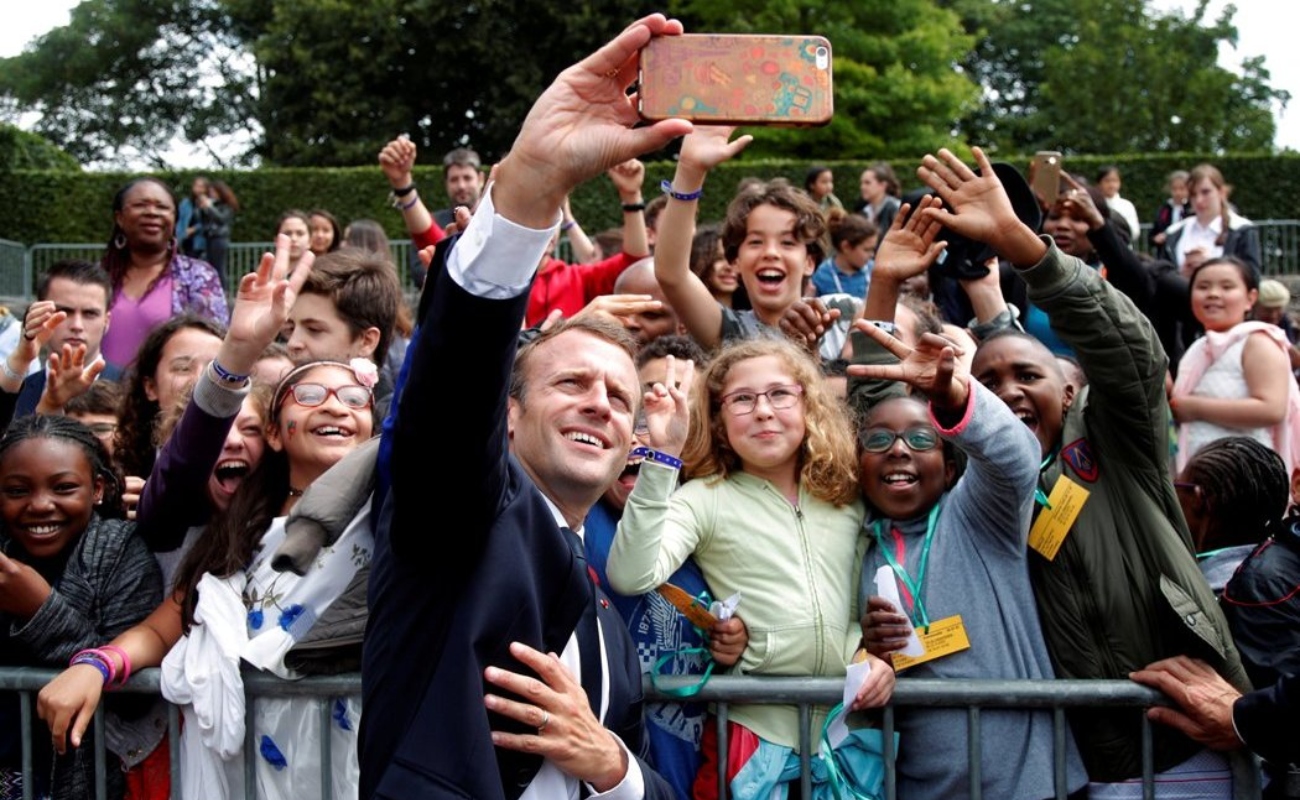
[1035,445,1060,511]
[650,587,716,698]
[872,503,941,632]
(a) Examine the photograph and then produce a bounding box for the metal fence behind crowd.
[0,668,1263,800]
[5,220,1300,304]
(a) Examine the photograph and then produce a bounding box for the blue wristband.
[211,359,250,384]
[71,653,112,685]
[661,180,703,202]
[631,446,684,471]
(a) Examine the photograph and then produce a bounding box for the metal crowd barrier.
[0,668,1260,800]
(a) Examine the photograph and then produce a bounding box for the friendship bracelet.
[210,359,250,385]
[621,202,647,212]
[396,194,421,212]
[100,644,133,688]
[660,180,703,202]
[70,649,115,687]
[631,446,684,471]
[561,220,577,232]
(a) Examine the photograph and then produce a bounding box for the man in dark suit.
[14,260,121,417]
[1132,655,1300,767]
[359,15,695,800]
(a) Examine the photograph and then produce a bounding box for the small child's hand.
[677,126,752,176]
[708,615,748,667]
[859,595,912,658]
[642,355,695,457]
[779,298,837,353]
[847,323,970,410]
[848,651,896,711]
[871,195,948,286]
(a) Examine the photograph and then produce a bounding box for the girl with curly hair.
[608,336,893,799]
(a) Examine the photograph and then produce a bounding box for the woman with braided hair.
[1176,436,1300,797]
[1177,436,1290,592]
[0,414,162,799]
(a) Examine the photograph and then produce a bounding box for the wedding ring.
[537,710,550,734]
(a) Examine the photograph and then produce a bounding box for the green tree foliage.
[225,0,659,166]
[668,0,979,160]
[0,0,257,169]
[0,124,80,171]
[947,0,1289,154]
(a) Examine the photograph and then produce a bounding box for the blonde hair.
[682,337,859,506]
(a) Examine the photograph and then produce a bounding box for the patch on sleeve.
[1061,438,1098,482]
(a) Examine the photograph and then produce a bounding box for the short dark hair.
[443,147,481,172]
[300,250,402,365]
[636,334,707,369]
[66,379,123,417]
[510,317,636,405]
[37,259,112,304]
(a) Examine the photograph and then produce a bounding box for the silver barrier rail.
[1,669,1253,800]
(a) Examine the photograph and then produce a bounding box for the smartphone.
[1030,151,1062,204]
[638,34,833,126]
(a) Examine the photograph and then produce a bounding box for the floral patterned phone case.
[638,34,833,127]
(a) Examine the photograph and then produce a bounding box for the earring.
[113,232,127,250]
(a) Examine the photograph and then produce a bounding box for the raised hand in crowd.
[917,147,1046,268]
[640,353,695,459]
[379,135,439,244]
[849,321,970,411]
[857,195,948,326]
[491,14,693,228]
[1,300,66,393]
[560,196,598,263]
[34,343,105,414]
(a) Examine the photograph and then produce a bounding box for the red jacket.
[525,251,641,327]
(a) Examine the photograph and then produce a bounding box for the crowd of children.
[1,25,1297,800]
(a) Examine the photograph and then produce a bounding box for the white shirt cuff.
[585,734,644,800]
[446,182,560,299]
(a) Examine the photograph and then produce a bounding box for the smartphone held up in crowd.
[638,33,834,126]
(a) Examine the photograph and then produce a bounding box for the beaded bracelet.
[630,446,684,471]
[70,649,115,687]
[660,180,703,202]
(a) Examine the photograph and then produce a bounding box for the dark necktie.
[560,526,603,722]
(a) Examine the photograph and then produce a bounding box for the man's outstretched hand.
[492,15,693,228]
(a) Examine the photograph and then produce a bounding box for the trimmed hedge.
[1,152,1297,247]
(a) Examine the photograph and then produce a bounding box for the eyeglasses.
[720,385,804,416]
[85,423,118,437]
[281,383,372,410]
[859,426,940,454]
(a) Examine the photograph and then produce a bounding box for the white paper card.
[873,565,925,656]
[710,591,741,621]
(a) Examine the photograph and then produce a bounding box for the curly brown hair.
[681,337,859,506]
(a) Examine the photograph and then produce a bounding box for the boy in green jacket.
[905,148,1251,789]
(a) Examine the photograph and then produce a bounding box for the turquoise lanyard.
[1035,445,1060,511]
[650,588,716,698]
[872,503,941,633]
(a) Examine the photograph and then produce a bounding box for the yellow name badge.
[891,615,971,671]
[1028,475,1090,561]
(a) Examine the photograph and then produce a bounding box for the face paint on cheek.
[287,420,296,440]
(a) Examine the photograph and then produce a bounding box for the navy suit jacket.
[360,246,672,800]
[1235,671,1300,766]
[13,360,124,419]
